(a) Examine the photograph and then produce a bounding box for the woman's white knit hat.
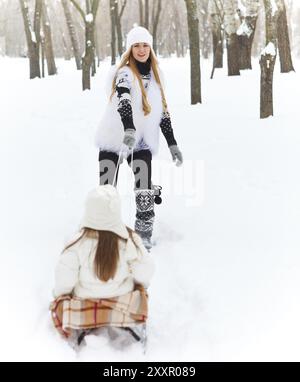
[81,185,129,239]
[120,26,156,62]
[126,26,153,50]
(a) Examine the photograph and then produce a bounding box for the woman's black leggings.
[98,149,152,190]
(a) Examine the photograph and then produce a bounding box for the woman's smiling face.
[132,43,151,63]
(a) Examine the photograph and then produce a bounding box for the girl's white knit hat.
[126,26,153,50]
[81,185,129,239]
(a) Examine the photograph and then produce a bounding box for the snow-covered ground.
[0,55,299,362]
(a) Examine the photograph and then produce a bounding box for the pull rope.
[112,145,134,188]
[112,146,125,188]
[130,147,134,173]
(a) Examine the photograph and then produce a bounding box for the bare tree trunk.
[138,0,149,29]
[91,29,96,76]
[276,0,294,72]
[19,0,41,79]
[224,0,240,76]
[34,0,42,64]
[94,25,100,66]
[237,0,260,70]
[61,32,72,61]
[85,0,99,85]
[212,26,223,67]
[42,0,57,75]
[237,17,257,69]
[110,0,117,64]
[82,25,92,88]
[185,0,201,104]
[152,0,162,54]
[139,0,144,26]
[208,0,224,78]
[70,0,100,90]
[113,0,127,57]
[113,1,121,57]
[173,0,186,58]
[41,33,45,77]
[144,0,149,30]
[61,0,82,69]
[200,0,211,59]
[260,0,278,119]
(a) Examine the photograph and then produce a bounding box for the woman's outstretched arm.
[160,110,178,147]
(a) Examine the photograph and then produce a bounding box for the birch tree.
[224,0,240,76]
[185,0,202,104]
[237,0,260,70]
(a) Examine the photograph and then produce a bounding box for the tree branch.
[69,0,85,22]
[91,0,100,18]
[119,0,127,19]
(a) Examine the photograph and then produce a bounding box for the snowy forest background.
[1,0,300,62]
[1,0,299,116]
[1,0,300,362]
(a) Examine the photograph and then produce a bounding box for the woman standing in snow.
[95,26,183,251]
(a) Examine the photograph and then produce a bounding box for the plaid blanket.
[50,285,148,338]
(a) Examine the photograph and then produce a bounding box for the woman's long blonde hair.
[109,48,168,116]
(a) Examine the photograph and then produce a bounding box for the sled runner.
[76,323,147,353]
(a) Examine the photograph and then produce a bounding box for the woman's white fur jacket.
[53,232,155,299]
[95,65,165,155]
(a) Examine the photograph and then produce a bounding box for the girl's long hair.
[109,47,168,116]
[62,227,138,282]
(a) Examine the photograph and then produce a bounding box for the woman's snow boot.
[134,189,155,251]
